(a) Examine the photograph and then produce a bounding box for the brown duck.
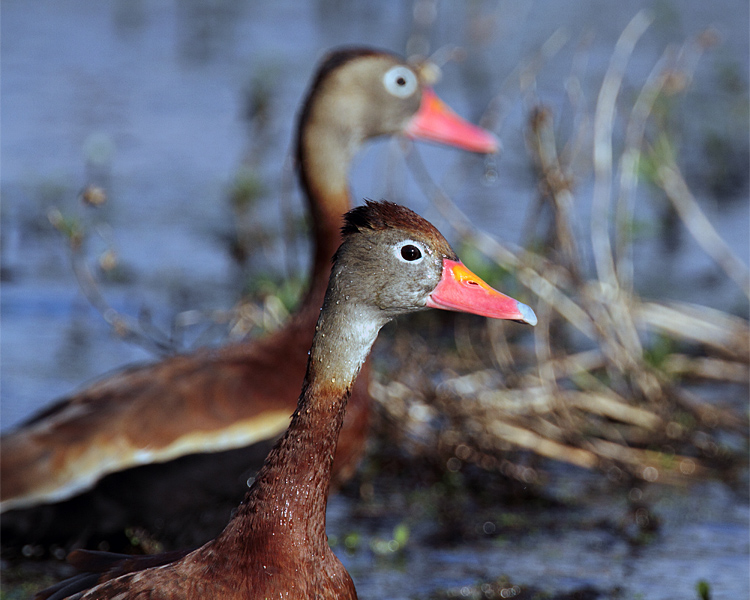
[1,47,498,547]
[35,200,536,600]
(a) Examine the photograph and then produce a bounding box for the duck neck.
[217,300,381,556]
[296,113,361,307]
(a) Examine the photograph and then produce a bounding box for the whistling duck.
[1,47,498,547]
[34,201,536,600]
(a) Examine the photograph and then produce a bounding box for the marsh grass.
[371,12,749,487]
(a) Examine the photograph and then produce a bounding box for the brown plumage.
[1,47,498,550]
[33,201,535,600]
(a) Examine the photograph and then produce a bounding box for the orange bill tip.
[426,259,537,325]
[405,88,500,154]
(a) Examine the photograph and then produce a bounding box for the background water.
[1,1,748,598]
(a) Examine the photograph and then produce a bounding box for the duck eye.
[394,240,425,263]
[400,244,422,261]
[383,66,418,98]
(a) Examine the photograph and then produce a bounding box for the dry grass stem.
[388,19,748,485]
[53,212,282,357]
[656,163,750,299]
[635,301,750,359]
[663,355,749,383]
[591,9,654,288]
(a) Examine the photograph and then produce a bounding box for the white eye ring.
[394,239,426,263]
[383,66,419,98]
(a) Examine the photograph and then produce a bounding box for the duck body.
[35,201,534,600]
[1,47,498,551]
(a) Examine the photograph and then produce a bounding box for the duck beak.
[426,259,537,325]
[405,88,500,154]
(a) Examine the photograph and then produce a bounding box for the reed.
[375,12,749,486]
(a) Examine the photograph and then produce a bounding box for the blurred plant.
[48,185,180,355]
[49,182,287,357]
[225,166,270,265]
[224,64,280,271]
[343,531,362,554]
[372,11,749,487]
[369,522,411,556]
[696,579,711,600]
[48,64,293,357]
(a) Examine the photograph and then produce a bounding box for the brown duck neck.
[212,299,380,558]
[296,108,362,308]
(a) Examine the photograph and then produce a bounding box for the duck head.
[328,200,535,327]
[299,47,498,159]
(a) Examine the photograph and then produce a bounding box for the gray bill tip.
[517,302,538,326]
